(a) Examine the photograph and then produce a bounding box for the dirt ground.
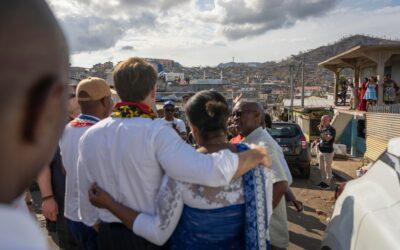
[287,164,340,250]
[34,159,360,250]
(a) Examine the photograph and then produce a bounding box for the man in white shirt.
[233,101,291,250]
[60,77,114,249]
[162,100,187,140]
[0,1,69,249]
[78,57,270,249]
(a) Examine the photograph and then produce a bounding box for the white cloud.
[45,0,400,67]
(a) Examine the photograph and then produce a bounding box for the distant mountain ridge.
[176,34,400,85]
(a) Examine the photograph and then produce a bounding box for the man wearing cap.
[162,100,187,140]
[59,77,114,249]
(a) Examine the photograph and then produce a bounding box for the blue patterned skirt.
[169,204,245,250]
[169,143,270,250]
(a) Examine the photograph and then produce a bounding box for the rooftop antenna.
[233,56,235,63]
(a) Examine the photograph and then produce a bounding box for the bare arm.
[37,165,53,197]
[37,165,58,221]
[156,127,270,187]
[273,181,288,209]
[89,177,184,246]
[89,183,138,230]
[234,146,271,179]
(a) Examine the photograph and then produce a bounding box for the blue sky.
[47,0,400,67]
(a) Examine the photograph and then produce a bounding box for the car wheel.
[299,165,311,179]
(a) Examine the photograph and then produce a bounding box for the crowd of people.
[342,74,399,111]
[358,74,399,110]
[0,1,342,250]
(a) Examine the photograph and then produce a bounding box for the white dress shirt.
[243,127,290,248]
[78,117,238,226]
[244,127,292,185]
[59,114,100,221]
[0,204,47,249]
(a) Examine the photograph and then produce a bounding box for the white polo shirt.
[59,114,100,222]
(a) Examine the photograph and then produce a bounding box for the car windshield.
[270,124,299,138]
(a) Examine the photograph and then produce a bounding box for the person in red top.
[230,134,244,143]
[358,78,368,111]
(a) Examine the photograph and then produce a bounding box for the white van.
[322,137,400,250]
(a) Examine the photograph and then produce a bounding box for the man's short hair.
[113,57,157,102]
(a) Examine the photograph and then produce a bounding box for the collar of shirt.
[78,114,101,123]
[243,127,264,143]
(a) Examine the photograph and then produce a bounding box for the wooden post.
[351,115,357,157]
[363,51,393,105]
[334,70,340,106]
[353,66,360,108]
[376,62,385,105]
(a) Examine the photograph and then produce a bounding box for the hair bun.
[205,100,228,118]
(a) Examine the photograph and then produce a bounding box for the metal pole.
[290,65,294,121]
[301,61,305,107]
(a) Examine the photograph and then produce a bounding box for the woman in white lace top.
[88,90,272,249]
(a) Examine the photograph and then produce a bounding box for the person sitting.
[337,79,348,106]
[88,90,273,249]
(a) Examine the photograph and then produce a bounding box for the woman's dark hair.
[185,90,229,138]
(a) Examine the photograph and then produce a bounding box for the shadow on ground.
[287,206,327,249]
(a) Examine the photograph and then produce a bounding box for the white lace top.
[132,168,272,246]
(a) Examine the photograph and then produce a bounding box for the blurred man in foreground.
[0,0,69,248]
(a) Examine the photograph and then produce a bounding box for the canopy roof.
[319,44,400,71]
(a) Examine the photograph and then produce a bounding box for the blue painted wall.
[338,119,366,156]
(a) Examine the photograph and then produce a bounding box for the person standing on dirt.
[315,115,336,190]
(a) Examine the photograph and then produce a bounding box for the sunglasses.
[232,110,258,117]
[165,108,175,112]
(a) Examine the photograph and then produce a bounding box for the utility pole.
[301,61,305,108]
[289,65,294,121]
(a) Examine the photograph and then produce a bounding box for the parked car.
[269,122,311,178]
[322,137,400,250]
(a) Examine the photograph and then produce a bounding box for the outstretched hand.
[233,92,243,105]
[88,183,115,209]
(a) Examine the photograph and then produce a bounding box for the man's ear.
[29,82,66,144]
[22,76,65,142]
[100,97,107,107]
[150,85,156,100]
